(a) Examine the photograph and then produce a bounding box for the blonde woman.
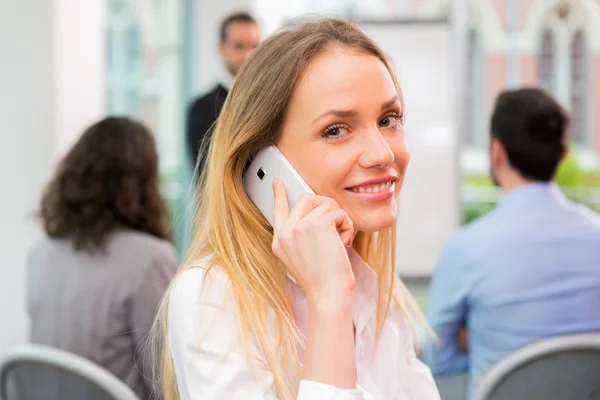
[156,18,439,400]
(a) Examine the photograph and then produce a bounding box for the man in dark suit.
[186,12,260,173]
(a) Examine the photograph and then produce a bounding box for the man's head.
[490,88,569,189]
[219,12,260,76]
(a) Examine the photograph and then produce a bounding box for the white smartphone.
[243,145,314,226]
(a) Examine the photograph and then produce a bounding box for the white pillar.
[555,27,572,109]
[451,0,468,223]
[54,0,106,158]
[0,0,54,354]
[506,0,522,87]
[0,0,105,353]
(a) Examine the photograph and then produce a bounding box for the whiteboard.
[360,22,459,277]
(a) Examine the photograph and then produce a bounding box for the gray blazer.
[27,229,177,400]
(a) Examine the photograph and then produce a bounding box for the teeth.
[350,181,394,193]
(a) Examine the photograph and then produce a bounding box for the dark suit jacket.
[186,84,228,172]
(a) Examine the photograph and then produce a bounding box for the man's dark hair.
[220,12,256,44]
[491,88,569,182]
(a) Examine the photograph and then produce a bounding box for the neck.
[220,68,235,91]
[497,170,535,192]
[502,178,531,192]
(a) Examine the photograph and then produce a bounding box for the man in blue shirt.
[425,88,600,396]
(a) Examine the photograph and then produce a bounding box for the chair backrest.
[0,344,139,400]
[473,334,600,400]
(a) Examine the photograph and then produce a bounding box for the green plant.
[462,174,496,224]
[464,175,493,187]
[463,201,496,224]
[461,149,600,223]
[555,149,585,187]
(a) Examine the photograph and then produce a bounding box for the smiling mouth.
[348,180,394,193]
[345,175,398,198]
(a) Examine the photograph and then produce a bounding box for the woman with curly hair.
[28,117,177,400]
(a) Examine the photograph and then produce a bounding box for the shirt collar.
[348,249,379,304]
[219,68,235,92]
[497,181,565,210]
[285,249,379,343]
[285,249,379,301]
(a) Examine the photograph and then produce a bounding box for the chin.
[351,208,398,233]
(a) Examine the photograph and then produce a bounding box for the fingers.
[273,189,354,248]
[324,209,354,248]
[285,193,338,228]
[306,197,341,216]
[307,200,354,247]
[272,179,289,235]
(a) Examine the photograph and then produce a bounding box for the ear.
[219,43,226,58]
[560,145,570,162]
[490,138,505,167]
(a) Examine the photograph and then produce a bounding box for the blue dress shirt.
[424,182,600,396]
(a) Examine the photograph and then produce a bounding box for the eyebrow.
[312,95,400,124]
[381,95,400,112]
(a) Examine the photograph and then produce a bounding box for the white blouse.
[167,250,440,400]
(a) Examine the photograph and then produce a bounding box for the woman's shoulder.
[167,259,244,357]
[109,229,175,255]
[168,258,234,315]
[104,230,178,284]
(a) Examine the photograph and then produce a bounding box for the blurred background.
[2,0,600,397]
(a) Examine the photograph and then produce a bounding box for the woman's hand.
[271,179,355,304]
[272,179,358,389]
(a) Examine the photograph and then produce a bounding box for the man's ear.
[560,145,570,162]
[490,138,505,168]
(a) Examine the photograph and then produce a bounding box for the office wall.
[0,0,105,353]
[0,0,55,353]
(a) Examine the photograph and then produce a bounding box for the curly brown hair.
[39,117,171,250]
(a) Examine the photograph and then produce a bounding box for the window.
[539,29,556,95]
[570,30,588,144]
[106,4,143,116]
[106,0,186,253]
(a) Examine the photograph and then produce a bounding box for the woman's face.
[277,46,409,233]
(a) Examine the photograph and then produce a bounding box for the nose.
[358,128,395,168]
[241,45,256,60]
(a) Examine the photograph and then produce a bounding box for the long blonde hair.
[153,17,422,400]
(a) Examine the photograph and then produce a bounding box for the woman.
[158,18,439,400]
[29,117,177,400]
